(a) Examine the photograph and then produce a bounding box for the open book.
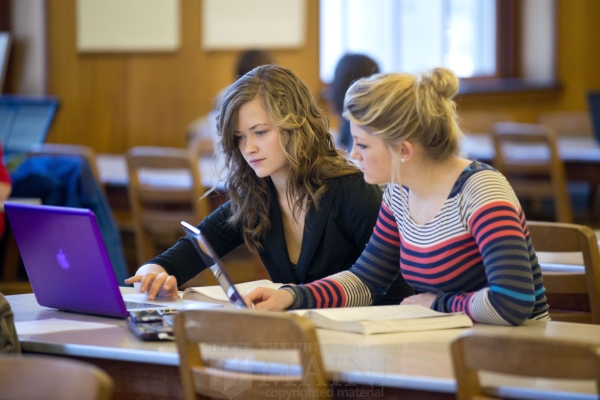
[291,305,473,335]
[182,279,283,304]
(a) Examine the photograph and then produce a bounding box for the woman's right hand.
[243,287,295,311]
[124,264,179,300]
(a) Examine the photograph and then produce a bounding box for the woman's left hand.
[400,292,437,308]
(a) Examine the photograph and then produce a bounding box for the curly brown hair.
[215,65,358,251]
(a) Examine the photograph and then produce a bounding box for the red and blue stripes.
[286,161,549,326]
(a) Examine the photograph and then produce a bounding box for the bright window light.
[320,0,496,83]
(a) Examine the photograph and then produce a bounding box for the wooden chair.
[527,221,600,324]
[458,111,514,134]
[126,146,211,265]
[174,309,330,400]
[538,111,593,137]
[451,332,600,400]
[493,122,573,223]
[539,111,599,219]
[0,354,114,400]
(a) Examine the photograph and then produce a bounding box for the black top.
[148,173,414,305]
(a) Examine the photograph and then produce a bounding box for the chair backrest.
[527,221,600,324]
[28,143,102,187]
[0,354,114,400]
[126,146,211,265]
[492,122,573,223]
[458,111,514,134]
[174,309,330,400]
[538,111,593,137]
[451,332,600,400]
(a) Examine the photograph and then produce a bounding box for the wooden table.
[7,291,600,400]
[461,134,600,186]
[98,136,600,186]
[96,153,229,233]
[96,153,225,190]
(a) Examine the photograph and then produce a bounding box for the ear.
[394,141,414,162]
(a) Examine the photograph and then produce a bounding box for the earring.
[400,158,405,163]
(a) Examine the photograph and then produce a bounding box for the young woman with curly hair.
[126,65,413,304]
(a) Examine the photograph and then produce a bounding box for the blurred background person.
[330,53,380,151]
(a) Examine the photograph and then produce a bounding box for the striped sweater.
[286,161,550,326]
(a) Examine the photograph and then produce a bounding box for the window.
[320,0,557,88]
[320,0,497,83]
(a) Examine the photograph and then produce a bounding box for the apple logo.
[56,249,70,270]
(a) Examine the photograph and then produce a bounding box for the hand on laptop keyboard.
[124,265,180,300]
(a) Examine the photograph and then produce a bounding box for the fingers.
[147,272,169,300]
[137,273,159,295]
[242,287,279,310]
[124,276,143,284]
[242,288,294,311]
[243,297,255,309]
[124,275,147,294]
[253,296,282,311]
[125,272,178,300]
[260,290,294,311]
[163,275,180,299]
[163,274,176,291]
[242,287,267,307]
[400,293,435,308]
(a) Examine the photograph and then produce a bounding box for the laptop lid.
[181,221,250,309]
[0,95,59,158]
[4,202,178,318]
[0,33,10,95]
[588,91,600,143]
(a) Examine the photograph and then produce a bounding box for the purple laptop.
[4,202,187,318]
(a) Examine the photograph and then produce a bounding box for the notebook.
[4,202,219,318]
[0,95,59,159]
[181,221,251,309]
[588,91,600,143]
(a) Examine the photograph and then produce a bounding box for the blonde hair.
[343,67,463,161]
[216,65,358,251]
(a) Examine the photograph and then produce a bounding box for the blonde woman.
[126,65,413,305]
[245,68,550,326]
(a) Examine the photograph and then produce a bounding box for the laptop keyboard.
[124,301,169,310]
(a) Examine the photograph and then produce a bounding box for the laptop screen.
[0,33,10,94]
[588,91,600,143]
[0,95,59,158]
[181,221,249,309]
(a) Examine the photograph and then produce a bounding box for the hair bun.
[419,67,459,99]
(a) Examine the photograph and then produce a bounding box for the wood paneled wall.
[46,0,320,153]
[45,0,600,153]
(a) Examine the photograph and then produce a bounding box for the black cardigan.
[148,173,414,305]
